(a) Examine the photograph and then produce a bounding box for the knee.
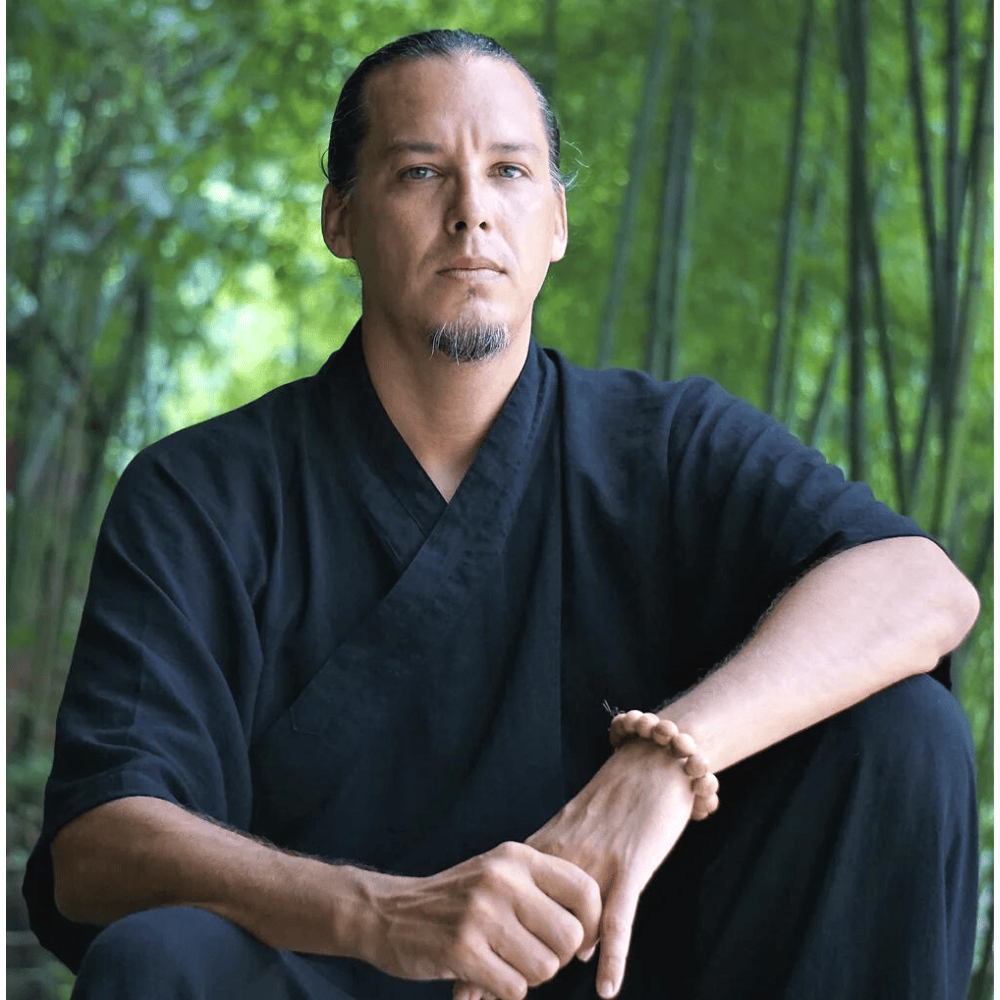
[827,674,976,823]
[837,674,973,767]
[72,906,267,999]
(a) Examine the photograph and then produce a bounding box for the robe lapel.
[251,327,563,860]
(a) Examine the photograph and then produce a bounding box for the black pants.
[71,675,979,1000]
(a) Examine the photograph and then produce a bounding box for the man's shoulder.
[113,363,334,518]
[541,347,764,446]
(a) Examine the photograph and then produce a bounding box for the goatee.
[427,320,509,363]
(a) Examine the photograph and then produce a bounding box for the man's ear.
[321,183,354,259]
[550,183,569,263]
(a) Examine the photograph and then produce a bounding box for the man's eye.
[402,166,435,181]
[497,165,524,179]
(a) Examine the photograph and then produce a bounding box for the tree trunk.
[596,2,672,368]
[764,0,814,415]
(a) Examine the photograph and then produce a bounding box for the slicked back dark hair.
[323,29,565,197]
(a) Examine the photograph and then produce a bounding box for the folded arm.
[512,535,980,999]
[662,534,979,768]
[51,796,601,1000]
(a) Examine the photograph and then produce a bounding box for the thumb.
[596,877,640,999]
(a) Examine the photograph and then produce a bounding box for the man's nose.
[446,173,491,234]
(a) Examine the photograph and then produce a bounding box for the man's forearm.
[50,795,378,957]
[52,795,603,1000]
[661,535,980,772]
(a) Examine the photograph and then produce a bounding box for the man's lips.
[438,256,505,279]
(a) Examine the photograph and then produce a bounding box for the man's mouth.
[439,256,505,279]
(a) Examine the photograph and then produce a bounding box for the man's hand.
[526,737,695,997]
[453,737,696,1000]
[358,840,602,1000]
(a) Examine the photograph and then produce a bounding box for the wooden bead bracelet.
[603,703,720,821]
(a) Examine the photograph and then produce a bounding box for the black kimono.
[25,324,977,999]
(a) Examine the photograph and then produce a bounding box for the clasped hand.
[359,840,601,1000]
[449,737,696,1000]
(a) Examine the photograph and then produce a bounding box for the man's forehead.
[361,55,546,147]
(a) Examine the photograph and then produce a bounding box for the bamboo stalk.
[30,391,87,755]
[780,141,833,428]
[967,501,993,592]
[646,0,709,380]
[765,0,815,415]
[802,330,844,449]
[842,0,869,482]
[662,103,693,383]
[930,44,992,535]
[596,3,672,368]
[918,0,964,523]
[958,0,992,237]
[901,0,942,506]
[941,0,962,362]
[952,499,994,693]
[860,201,908,512]
[538,0,559,101]
[967,882,993,999]
[646,96,686,379]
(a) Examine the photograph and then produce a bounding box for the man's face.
[323,54,568,358]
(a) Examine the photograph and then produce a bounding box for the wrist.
[335,866,394,965]
[607,709,719,820]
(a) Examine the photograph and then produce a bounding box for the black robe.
[25,322,937,976]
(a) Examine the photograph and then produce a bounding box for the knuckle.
[466,892,494,926]
[478,865,501,891]
[453,924,477,956]
[584,878,603,911]
[504,977,528,1000]
[602,912,628,939]
[563,917,585,954]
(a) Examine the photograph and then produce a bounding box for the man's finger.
[469,947,528,1000]
[526,849,603,949]
[452,986,492,1000]
[596,878,640,999]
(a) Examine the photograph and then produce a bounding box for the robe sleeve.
[661,375,951,686]
[23,436,270,972]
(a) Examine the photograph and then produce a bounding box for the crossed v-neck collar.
[318,320,553,573]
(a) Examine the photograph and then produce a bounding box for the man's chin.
[426,318,510,364]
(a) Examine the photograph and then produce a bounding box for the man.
[25,29,980,1000]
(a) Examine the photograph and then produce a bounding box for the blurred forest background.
[6,0,993,995]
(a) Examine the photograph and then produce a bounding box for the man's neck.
[360,320,531,503]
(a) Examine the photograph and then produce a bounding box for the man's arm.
[517,535,979,999]
[52,796,601,1000]
[663,534,979,767]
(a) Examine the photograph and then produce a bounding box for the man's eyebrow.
[385,141,442,156]
[490,141,542,155]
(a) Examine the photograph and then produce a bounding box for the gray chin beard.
[427,320,510,364]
